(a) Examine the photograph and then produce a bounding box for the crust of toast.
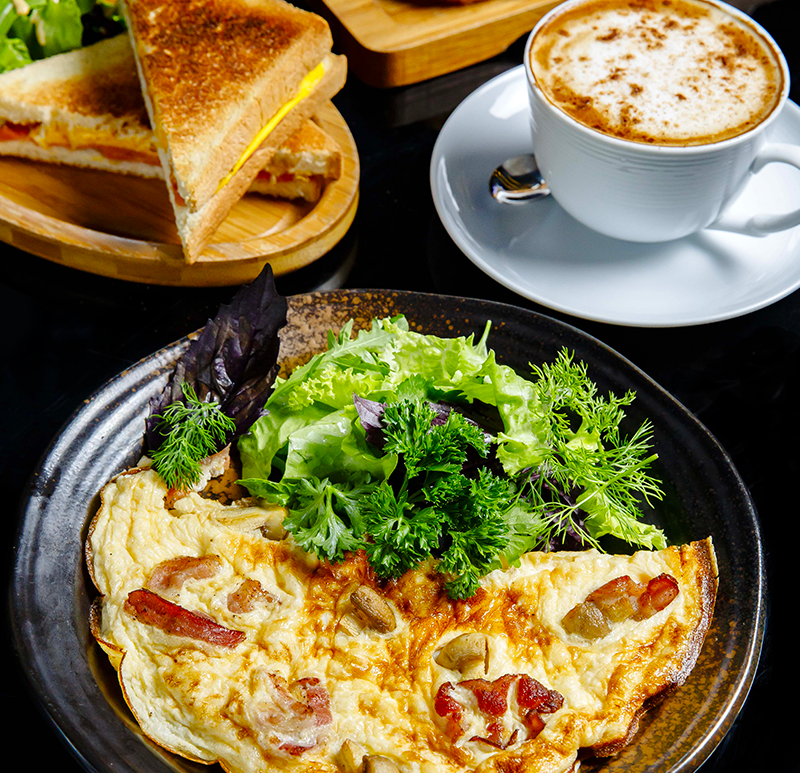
[173,53,347,262]
[123,0,335,211]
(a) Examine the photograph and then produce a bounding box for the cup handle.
[707,142,800,236]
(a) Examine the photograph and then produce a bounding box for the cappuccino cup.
[524,0,800,242]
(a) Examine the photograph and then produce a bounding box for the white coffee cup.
[523,0,800,243]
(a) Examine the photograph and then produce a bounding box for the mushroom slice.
[211,498,288,539]
[339,739,367,773]
[350,586,396,633]
[363,756,400,773]
[435,632,488,674]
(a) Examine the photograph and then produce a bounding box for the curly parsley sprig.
[358,400,515,599]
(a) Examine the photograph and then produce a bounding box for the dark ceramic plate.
[10,289,764,773]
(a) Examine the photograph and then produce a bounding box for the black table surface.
[3,1,796,770]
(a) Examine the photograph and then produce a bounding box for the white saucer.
[430,66,800,327]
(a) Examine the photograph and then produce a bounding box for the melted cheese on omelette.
[86,468,717,773]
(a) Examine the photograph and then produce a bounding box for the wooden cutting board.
[0,102,359,287]
[308,0,558,87]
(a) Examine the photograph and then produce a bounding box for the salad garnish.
[238,313,667,599]
[148,384,236,490]
[142,266,666,599]
[144,265,287,491]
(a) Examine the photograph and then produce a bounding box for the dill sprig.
[149,385,236,490]
[513,350,665,551]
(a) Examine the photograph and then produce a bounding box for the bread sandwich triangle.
[0,35,344,207]
[120,0,346,262]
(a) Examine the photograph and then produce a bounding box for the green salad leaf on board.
[238,316,667,600]
[1,0,124,74]
[1,2,31,71]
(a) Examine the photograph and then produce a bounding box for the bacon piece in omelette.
[636,574,681,618]
[227,578,278,613]
[435,674,564,749]
[562,572,681,639]
[146,555,223,596]
[245,671,332,756]
[124,588,246,648]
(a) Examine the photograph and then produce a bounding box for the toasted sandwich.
[0,35,344,203]
[0,34,157,178]
[121,0,347,262]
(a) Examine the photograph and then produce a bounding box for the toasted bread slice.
[121,0,347,262]
[0,35,343,203]
[87,464,718,773]
[0,34,158,177]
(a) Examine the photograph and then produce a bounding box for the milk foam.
[530,0,783,145]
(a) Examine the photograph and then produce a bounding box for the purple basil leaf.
[145,264,288,451]
[428,401,451,426]
[353,394,387,448]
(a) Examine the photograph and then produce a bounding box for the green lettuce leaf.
[2,0,127,74]
[282,406,396,483]
[1,2,32,71]
[238,401,331,481]
[384,320,493,397]
[284,366,383,412]
[32,0,83,58]
[478,351,551,474]
[267,317,402,409]
[0,34,31,70]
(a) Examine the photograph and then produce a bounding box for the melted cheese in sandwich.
[215,59,328,193]
[87,468,716,773]
[32,124,153,153]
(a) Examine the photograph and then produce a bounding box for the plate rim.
[9,288,766,773]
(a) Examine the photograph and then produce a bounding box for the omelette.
[86,465,718,773]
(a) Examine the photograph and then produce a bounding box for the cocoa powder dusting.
[531,0,783,145]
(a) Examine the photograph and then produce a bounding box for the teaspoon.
[489,154,551,204]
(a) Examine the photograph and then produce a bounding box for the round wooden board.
[0,102,359,287]
[308,0,559,87]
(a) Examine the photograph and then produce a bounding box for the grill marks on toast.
[0,35,151,127]
[30,70,152,127]
[127,0,322,136]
